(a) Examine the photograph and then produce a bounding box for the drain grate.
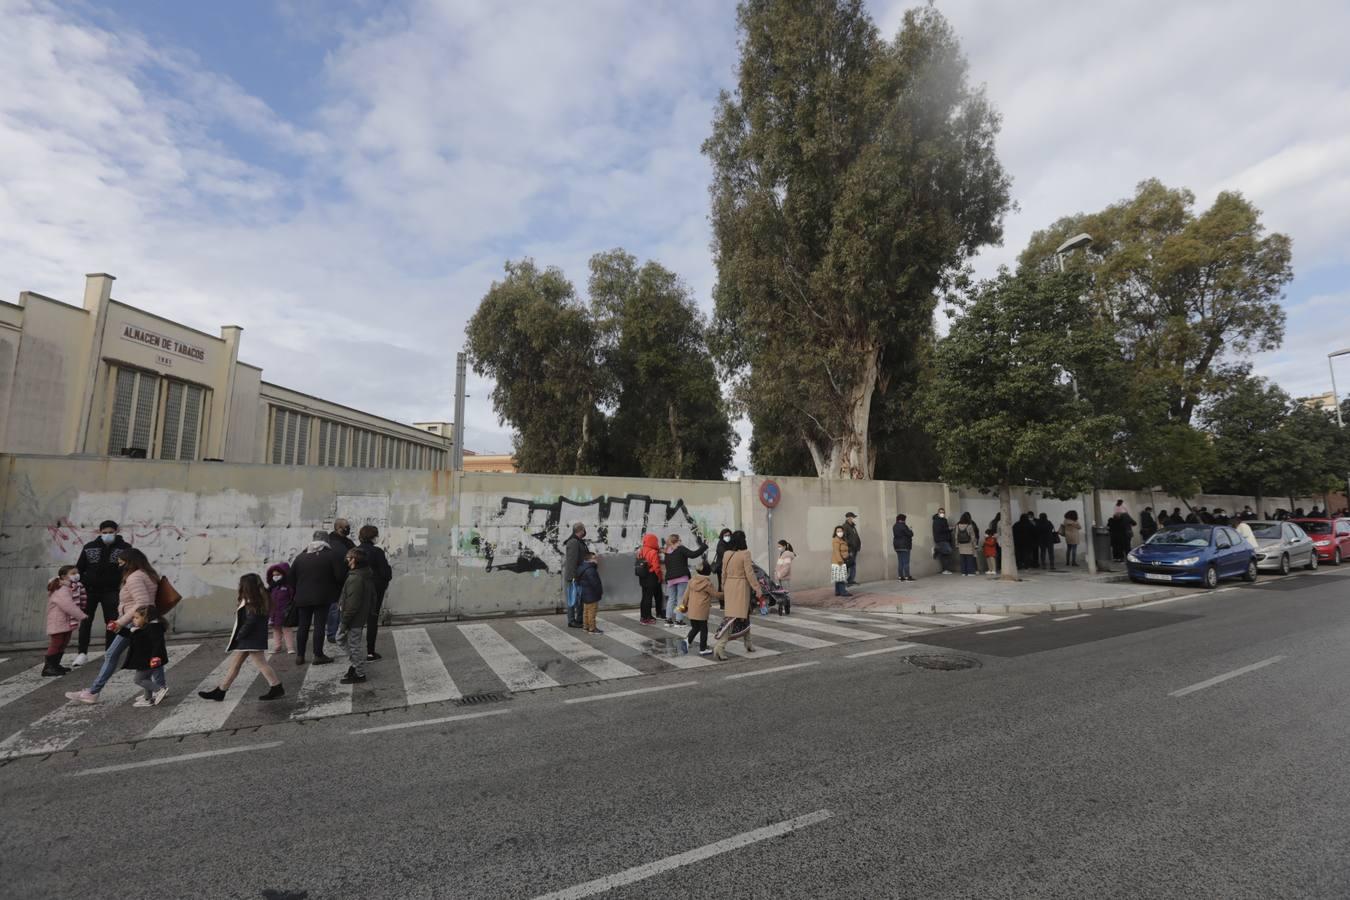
[456,691,512,706]
[903,654,982,671]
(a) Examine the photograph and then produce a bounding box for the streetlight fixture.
[1055,233,1101,573]
[1055,233,1093,272]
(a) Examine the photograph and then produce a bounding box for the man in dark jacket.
[561,523,588,628]
[288,531,346,665]
[324,518,354,645]
[842,513,862,585]
[892,514,914,581]
[73,520,131,663]
[358,525,394,661]
[337,547,378,684]
[932,509,955,575]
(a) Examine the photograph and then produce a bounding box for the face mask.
[69,573,80,583]
[100,533,115,544]
[836,532,844,538]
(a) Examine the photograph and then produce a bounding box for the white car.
[1249,521,1318,574]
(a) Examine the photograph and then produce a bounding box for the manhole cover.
[903,654,982,671]
[457,691,512,706]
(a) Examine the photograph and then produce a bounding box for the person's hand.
[106,620,118,632]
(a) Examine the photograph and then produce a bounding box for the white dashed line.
[71,741,282,776]
[565,681,696,705]
[351,709,511,734]
[724,661,819,681]
[845,643,917,659]
[976,626,1023,635]
[1052,613,1091,622]
[1169,656,1286,697]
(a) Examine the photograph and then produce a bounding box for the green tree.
[705,0,1011,479]
[1201,375,1297,509]
[464,260,610,475]
[589,249,735,479]
[1021,180,1293,426]
[925,268,1123,580]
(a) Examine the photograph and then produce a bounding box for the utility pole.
[452,352,467,471]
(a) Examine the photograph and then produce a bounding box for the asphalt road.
[4,569,1350,899]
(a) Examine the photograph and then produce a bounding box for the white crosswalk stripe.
[0,652,105,711]
[292,656,356,720]
[458,623,560,692]
[867,612,985,627]
[949,613,1007,622]
[147,651,267,739]
[0,644,199,759]
[599,618,714,669]
[619,613,781,659]
[394,628,461,705]
[518,621,642,681]
[728,620,835,650]
[796,610,923,632]
[763,617,886,642]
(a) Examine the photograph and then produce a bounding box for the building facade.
[0,273,451,469]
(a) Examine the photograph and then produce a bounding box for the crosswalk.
[0,606,1003,759]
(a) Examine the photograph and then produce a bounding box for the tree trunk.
[1254,491,1264,518]
[667,401,684,478]
[999,481,1019,582]
[575,405,591,475]
[817,344,880,479]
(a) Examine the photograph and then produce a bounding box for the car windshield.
[1148,526,1211,547]
[1298,521,1331,534]
[1249,523,1282,538]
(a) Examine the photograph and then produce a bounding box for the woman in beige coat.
[714,531,763,660]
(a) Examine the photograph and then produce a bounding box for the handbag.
[155,575,182,615]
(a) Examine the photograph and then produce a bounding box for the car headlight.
[1175,557,1200,566]
[1127,552,1140,563]
[1255,553,1266,560]
[1315,540,1332,546]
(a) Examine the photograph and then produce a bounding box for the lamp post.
[1331,348,1350,509]
[1056,233,1099,573]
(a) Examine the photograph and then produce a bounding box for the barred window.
[107,368,160,455]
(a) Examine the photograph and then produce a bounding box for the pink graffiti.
[46,518,208,556]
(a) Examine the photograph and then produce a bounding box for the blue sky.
[3,0,1348,467]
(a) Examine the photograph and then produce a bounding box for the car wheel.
[1204,565,1219,589]
[1244,559,1258,582]
[1307,552,1319,571]
[1335,548,1343,566]
[1279,554,1290,575]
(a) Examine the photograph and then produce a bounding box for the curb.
[880,586,1189,616]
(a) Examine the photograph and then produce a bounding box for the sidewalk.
[790,567,1184,615]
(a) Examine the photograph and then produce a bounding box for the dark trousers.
[366,592,386,655]
[1040,544,1056,569]
[846,556,857,584]
[565,582,583,627]
[687,619,709,651]
[77,591,118,654]
[296,603,332,658]
[638,574,662,620]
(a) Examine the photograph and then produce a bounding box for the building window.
[160,381,205,461]
[270,408,312,465]
[108,368,160,455]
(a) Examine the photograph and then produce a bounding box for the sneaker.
[699,648,714,656]
[339,673,367,685]
[152,686,169,706]
[639,618,656,625]
[567,622,583,628]
[65,690,98,704]
[133,696,154,708]
[941,571,953,576]
[313,655,335,665]
[367,652,382,661]
[72,653,88,666]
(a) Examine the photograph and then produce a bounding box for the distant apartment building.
[0,273,451,469]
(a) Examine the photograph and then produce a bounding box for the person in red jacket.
[637,533,663,624]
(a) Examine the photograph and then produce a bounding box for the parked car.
[1291,517,1350,566]
[1248,521,1318,574]
[1126,524,1257,589]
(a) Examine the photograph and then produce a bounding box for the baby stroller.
[751,563,792,616]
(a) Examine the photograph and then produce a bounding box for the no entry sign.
[758,480,781,509]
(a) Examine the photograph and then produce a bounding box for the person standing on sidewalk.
[636,533,664,624]
[1036,513,1058,571]
[1139,507,1157,542]
[561,523,589,628]
[831,526,854,597]
[576,552,604,635]
[288,531,344,666]
[337,548,377,685]
[932,509,955,575]
[72,520,131,666]
[774,540,796,591]
[955,513,979,576]
[358,526,393,661]
[1060,511,1082,567]
[892,515,914,581]
[714,531,762,660]
[842,513,862,585]
[64,548,158,704]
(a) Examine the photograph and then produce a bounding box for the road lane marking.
[393,627,462,705]
[292,650,357,719]
[846,643,917,659]
[724,661,819,681]
[351,708,510,734]
[763,617,885,642]
[71,741,283,776]
[977,626,1023,635]
[458,623,561,691]
[0,652,104,711]
[1169,655,1286,697]
[603,618,714,669]
[147,652,264,739]
[720,640,780,658]
[1052,613,1091,622]
[949,613,1007,621]
[732,621,834,650]
[529,809,833,900]
[519,620,642,681]
[564,681,697,705]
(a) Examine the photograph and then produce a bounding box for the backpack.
[957,524,972,545]
[633,552,648,579]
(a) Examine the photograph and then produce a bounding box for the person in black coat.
[122,606,170,706]
[1140,507,1157,541]
[288,531,346,664]
[932,509,955,574]
[358,525,395,661]
[892,514,914,581]
[1035,513,1058,570]
[842,513,862,585]
[323,519,355,644]
[711,528,734,595]
[73,520,132,660]
[197,573,284,703]
[576,552,604,634]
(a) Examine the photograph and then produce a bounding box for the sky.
[3,0,1348,468]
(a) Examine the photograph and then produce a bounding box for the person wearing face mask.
[324,519,355,648]
[831,526,854,597]
[931,508,955,575]
[265,562,296,654]
[72,520,131,665]
[711,528,734,597]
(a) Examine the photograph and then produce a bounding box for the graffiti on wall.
[457,492,736,575]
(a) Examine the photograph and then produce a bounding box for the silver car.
[1249,521,1319,574]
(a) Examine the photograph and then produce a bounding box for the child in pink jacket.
[45,565,87,676]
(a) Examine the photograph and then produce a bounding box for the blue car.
[1126,524,1258,589]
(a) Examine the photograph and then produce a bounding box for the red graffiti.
[46,518,208,556]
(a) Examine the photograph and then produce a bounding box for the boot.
[744,634,754,653]
[41,655,65,677]
[259,683,285,702]
[713,637,729,661]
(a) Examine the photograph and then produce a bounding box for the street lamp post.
[1331,349,1350,508]
[1056,233,1099,573]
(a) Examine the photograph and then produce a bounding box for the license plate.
[1144,573,1172,582]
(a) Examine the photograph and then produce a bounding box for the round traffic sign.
[758,480,781,509]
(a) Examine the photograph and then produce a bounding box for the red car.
[1292,517,1350,566]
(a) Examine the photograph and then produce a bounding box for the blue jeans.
[960,554,976,575]
[326,603,340,641]
[1066,544,1078,566]
[565,581,582,626]
[846,557,857,584]
[667,581,689,624]
[89,632,131,695]
[896,550,911,579]
[134,667,165,698]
